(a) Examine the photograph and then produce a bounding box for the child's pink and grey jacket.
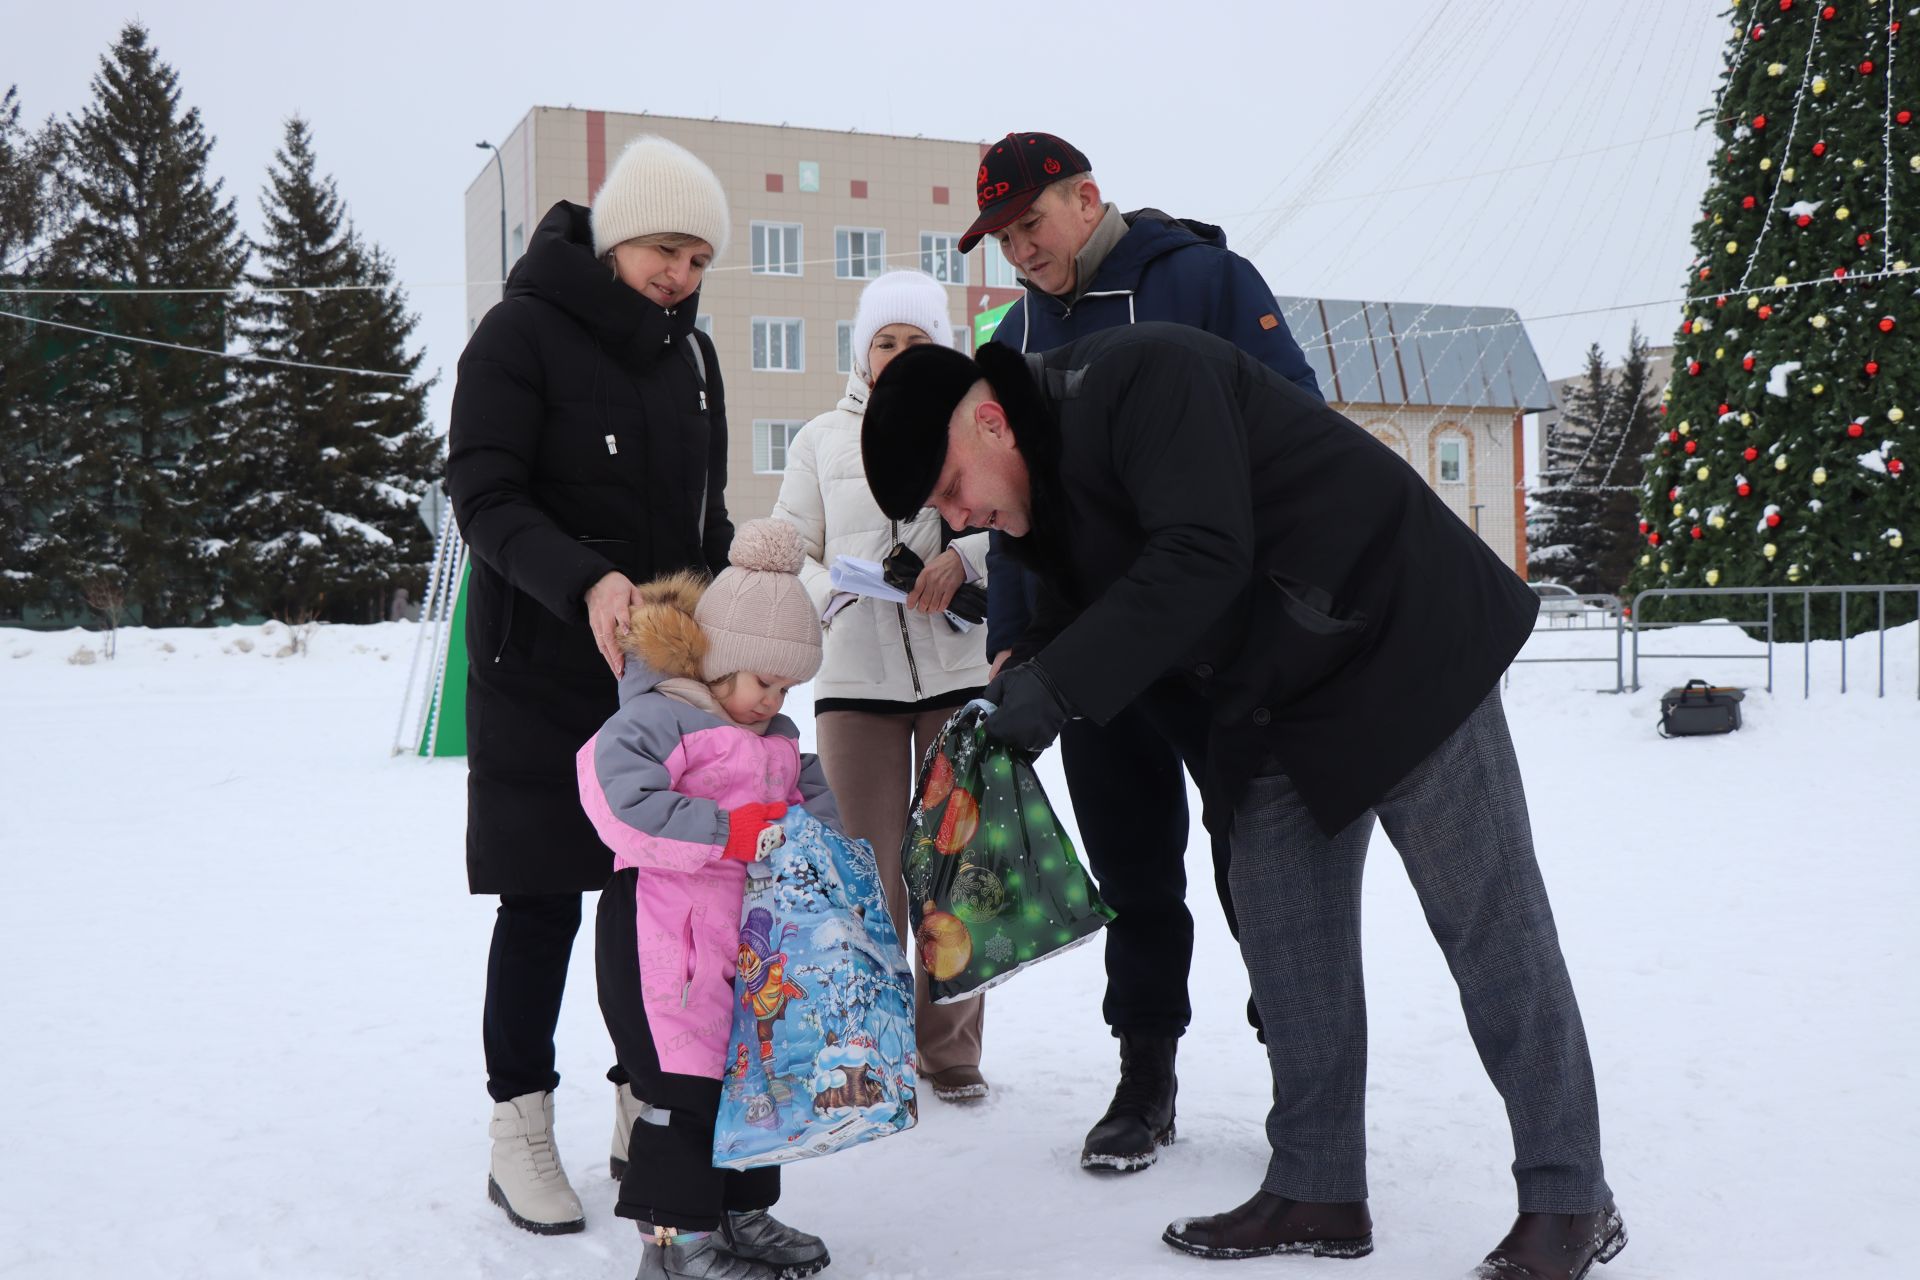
[577,658,842,1081]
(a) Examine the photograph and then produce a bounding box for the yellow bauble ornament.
[1775,454,1790,471]
[1662,388,1673,401]
[1747,295,1762,311]
[1706,569,1721,586]
[1890,407,1906,423]
[1836,206,1851,221]
[1713,213,1725,226]
[1711,515,1727,530]
[1910,156,1920,172]
[1782,166,1796,182]
[1641,554,1652,566]
[1813,467,1828,485]
[1896,261,1910,273]
[1893,535,1906,549]
[1771,62,1788,77]
[1697,466,1711,481]
[1715,346,1726,359]
[1760,157,1774,172]
[1787,564,1804,582]
[1811,314,1828,329]
[1726,240,1740,254]
[1764,543,1778,559]
[1673,502,1686,517]
[1812,383,1826,396]
[1853,158,1868,171]
[1811,75,1827,93]
[1679,421,1691,434]
[1740,412,1753,426]
[1774,275,1789,288]
[1660,560,1671,574]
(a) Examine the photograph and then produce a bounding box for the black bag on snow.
[1658,680,1745,737]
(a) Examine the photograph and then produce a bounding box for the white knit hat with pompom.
[694,519,821,683]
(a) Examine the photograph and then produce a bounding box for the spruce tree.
[1529,345,1609,589]
[38,23,247,626]
[1629,4,1918,638]
[222,116,438,625]
[0,86,68,617]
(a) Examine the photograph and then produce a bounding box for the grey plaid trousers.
[1228,685,1609,1213]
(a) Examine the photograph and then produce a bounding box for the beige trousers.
[814,707,984,1075]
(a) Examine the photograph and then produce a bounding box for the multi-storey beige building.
[463,108,1024,519]
[1276,297,1554,577]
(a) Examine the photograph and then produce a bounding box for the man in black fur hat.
[860,324,1624,1280]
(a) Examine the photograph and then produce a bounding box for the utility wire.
[0,307,417,380]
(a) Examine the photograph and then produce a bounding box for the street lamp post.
[475,140,506,299]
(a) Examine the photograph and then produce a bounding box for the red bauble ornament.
[1848,422,1866,437]
[1759,305,1774,319]
[1742,195,1758,209]
[1743,355,1756,371]
[1718,403,1731,415]
[1744,447,1760,461]
[1659,404,1670,415]
[1822,4,1836,17]
[1738,483,1752,496]
[1835,267,1849,279]
[1796,214,1813,227]
[1715,295,1728,308]
[1812,141,1827,157]
[1648,532,1662,546]
[1684,440,1699,455]
[1751,24,1766,39]
[1668,429,1681,444]
[1699,267,1713,280]
[1753,113,1768,129]
[1865,362,1880,376]
[1766,512,1782,527]
[1669,486,1681,501]
[1639,520,1650,534]
[1689,360,1703,375]
[1778,0,1791,10]
[1858,233,1873,247]
[1861,60,1876,75]
[1879,316,1897,332]
[1691,526,1704,540]
[1681,320,1694,334]
[1891,459,1905,475]
[1901,111,1914,126]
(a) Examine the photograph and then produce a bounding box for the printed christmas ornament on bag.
[901,701,1113,1003]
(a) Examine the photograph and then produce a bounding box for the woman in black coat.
[447,135,733,1236]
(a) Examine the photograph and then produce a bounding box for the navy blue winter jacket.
[984,209,1324,657]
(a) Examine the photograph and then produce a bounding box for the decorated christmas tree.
[1628,2,1918,637]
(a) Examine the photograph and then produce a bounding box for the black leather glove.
[980,661,1072,754]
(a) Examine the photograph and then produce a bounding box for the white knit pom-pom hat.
[590,135,731,262]
[694,519,821,684]
[851,270,954,379]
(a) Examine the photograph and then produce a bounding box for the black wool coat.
[999,324,1539,836]
[448,201,733,894]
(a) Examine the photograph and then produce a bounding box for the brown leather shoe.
[1162,1190,1373,1260]
[1473,1202,1627,1280]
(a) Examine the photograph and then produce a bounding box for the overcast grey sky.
[15,0,1728,434]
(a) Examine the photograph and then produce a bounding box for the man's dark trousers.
[1062,679,1259,1038]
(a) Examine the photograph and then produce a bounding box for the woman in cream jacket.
[771,269,993,1101]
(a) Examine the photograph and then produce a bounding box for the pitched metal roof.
[1274,296,1554,413]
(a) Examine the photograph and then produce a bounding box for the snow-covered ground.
[4,616,1916,1279]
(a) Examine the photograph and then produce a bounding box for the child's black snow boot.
[1080,1032,1178,1172]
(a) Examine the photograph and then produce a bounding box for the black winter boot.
[1079,1033,1177,1172]
[1472,1203,1627,1280]
[1162,1191,1374,1260]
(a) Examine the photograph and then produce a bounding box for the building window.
[695,314,713,338]
[751,222,802,276]
[951,325,970,356]
[836,321,854,374]
[751,317,804,372]
[509,223,524,264]
[984,244,1021,288]
[753,420,806,474]
[835,228,885,280]
[1438,437,1465,484]
[921,232,966,285]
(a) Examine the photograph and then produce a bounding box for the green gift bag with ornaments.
[902,700,1113,1003]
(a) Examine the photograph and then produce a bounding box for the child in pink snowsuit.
[578,519,840,1280]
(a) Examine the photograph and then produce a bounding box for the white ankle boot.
[611,1082,649,1179]
[487,1090,585,1234]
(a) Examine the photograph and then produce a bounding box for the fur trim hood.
[621,570,709,679]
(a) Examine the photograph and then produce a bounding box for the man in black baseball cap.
[953,131,1324,1180]
[861,325,1622,1278]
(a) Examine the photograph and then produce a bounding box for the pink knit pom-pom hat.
[694,519,822,684]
